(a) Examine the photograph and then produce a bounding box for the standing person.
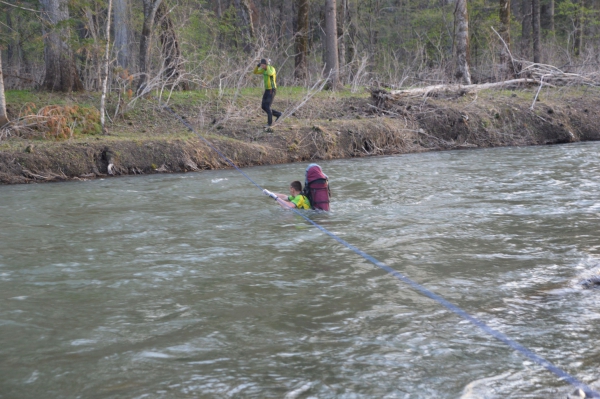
[263,181,311,210]
[253,58,282,127]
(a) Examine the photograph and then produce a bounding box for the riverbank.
[1,85,599,184]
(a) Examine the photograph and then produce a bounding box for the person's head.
[259,58,269,68]
[289,181,302,196]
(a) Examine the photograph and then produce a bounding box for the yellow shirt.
[288,194,310,210]
[253,65,277,90]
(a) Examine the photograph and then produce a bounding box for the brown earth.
[1,86,599,184]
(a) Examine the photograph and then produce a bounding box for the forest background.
[0,0,599,183]
[1,0,599,98]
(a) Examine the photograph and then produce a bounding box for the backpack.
[303,163,330,211]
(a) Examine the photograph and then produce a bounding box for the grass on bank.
[2,86,370,144]
[3,84,597,153]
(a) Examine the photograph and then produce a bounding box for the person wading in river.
[263,181,311,210]
[253,58,282,127]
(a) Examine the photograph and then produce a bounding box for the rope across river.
[162,102,599,398]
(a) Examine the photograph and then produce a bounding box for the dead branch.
[274,71,330,126]
[372,57,600,107]
[376,79,538,101]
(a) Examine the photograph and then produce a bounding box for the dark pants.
[261,89,282,125]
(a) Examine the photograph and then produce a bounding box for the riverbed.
[1,142,599,398]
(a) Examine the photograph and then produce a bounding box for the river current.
[1,142,600,398]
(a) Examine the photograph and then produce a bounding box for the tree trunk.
[279,0,294,41]
[454,0,471,84]
[338,0,349,70]
[137,0,163,92]
[532,0,541,63]
[376,78,538,100]
[541,0,554,33]
[295,0,309,80]
[100,0,113,132]
[511,0,521,20]
[347,4,355,68]
[156,2,188,89]
[113,0,131,69]
[324,0,340,88]
[39,0,84,92]
[499,0,513,79]
[574,0,584,57]
[0,52,8,127]
[233,0,258,52]
[6,8,20,84]
[591,0,599,40]
[216,0,222,18]
[83,8,101,90]
[521,0,532,58]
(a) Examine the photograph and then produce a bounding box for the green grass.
[5,90,40,104]
[158,85,369,106]
[6,90,102,108]
[6,86,369,117]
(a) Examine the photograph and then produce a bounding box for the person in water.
[253,58,282,127]
[263,181,311,210]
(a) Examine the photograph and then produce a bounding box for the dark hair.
[290,181,302,192]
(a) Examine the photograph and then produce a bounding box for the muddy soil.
[1,87,599,184]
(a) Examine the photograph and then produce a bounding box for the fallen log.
[375,78,538,100]
[372,61,600,106]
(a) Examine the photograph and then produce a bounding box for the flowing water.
[1,142,600,399]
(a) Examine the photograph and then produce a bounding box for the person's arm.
[253,65,263,74]
[277,199,295,209]
[263,190,296,209]
[274,193,296,209]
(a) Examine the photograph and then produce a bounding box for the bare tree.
[100,0,113,132]
[532,0,541,63]
[295,0,309,81]
[0,52,8,127]
[82,7,102,90]
[541,0,555,33]
[347,3,356,71]
[5,8,19,83]
[574,0,584,57]
[324,0,340,88]
[215,0,222,18]
[279,0,294,41]
[114,0,131,69]
[137,0,163,92]
[521,0,532,58]
[233,0,258,51]
[499,0,514,79]
[39,0,84,91]
[454,0,471,84]
[156,2,188,89]
[338,0,349,70]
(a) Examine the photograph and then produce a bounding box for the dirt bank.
[1,86,599,184]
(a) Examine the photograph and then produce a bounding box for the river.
[1,142,599,398]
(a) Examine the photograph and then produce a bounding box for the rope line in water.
[163,103,599,398]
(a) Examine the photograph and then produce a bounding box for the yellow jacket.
[253,65,277,90]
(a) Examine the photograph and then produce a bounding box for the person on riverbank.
[263,181,311,210]
[253,58,282,127]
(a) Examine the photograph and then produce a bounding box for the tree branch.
[0,0,41,13]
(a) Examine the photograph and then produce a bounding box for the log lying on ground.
[372,61,600,104]
[373,79,538,101]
